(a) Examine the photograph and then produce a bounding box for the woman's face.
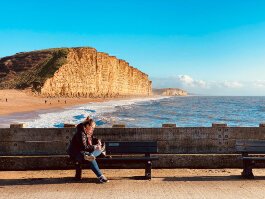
[85,123,96,136]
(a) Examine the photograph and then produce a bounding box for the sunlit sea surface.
[1,96,265,128]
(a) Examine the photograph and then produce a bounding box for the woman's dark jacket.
[67,123,99,159]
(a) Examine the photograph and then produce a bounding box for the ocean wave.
[22,96,171,128]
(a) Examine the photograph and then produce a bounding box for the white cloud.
[177,75,208,88]
[177,75,193,85]
[253,80,265,88]
[221,81,243,88]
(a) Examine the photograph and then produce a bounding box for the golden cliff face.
[40,48,152,97]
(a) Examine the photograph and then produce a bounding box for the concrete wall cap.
[162,124,176,128]
[63,124,76,128]
[212,123,227,127]
[10,123,25,128]
[112,124,126,128]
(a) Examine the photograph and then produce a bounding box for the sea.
[1,96,265,128]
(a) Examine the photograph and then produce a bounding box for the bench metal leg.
[75,162,82,180]
[145,161,152,180]
[242,160,254,179]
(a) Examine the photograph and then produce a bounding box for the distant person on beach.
[67,118,109,183]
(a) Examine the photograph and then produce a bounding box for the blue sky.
[0,0,265,95]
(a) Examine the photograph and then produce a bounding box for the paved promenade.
[1,169,265,199]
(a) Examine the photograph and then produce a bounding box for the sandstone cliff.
[153,88,188,96]
[0,47,152,97]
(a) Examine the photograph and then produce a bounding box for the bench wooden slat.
[236,146,265,153]
[105,141,157,147]
[98,157,159,162]
[106,147,158,154]
[242,157,265,161]
[105,141,158,154]
[236,140,265,154]
[236,140,265,147]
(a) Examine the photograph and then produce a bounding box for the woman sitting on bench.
[67,117,109,183]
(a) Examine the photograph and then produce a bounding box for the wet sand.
[1,169,265,199]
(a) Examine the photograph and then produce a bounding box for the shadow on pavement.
[120,176,150,180]
[2,175,265,186]
[0,175,148,186]
[0,177,98,186]
[161,175,265,181]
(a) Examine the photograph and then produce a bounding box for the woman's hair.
[83,118,95,127]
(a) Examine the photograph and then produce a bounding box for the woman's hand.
[95,144,102,150]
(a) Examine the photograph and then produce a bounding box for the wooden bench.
[236,140,265,179]
[75,141,159,180]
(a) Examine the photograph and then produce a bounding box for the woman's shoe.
[98,175,109,183]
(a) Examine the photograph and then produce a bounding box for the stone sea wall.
[1,125,265,170]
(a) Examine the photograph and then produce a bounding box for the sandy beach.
[0,89,161,128]
[0,89,114,116]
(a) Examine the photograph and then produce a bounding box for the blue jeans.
[89,149,102,157]
[84,149,103,177]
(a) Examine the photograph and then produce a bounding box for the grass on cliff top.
[13,48,69,90]
[37,48,69,80]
